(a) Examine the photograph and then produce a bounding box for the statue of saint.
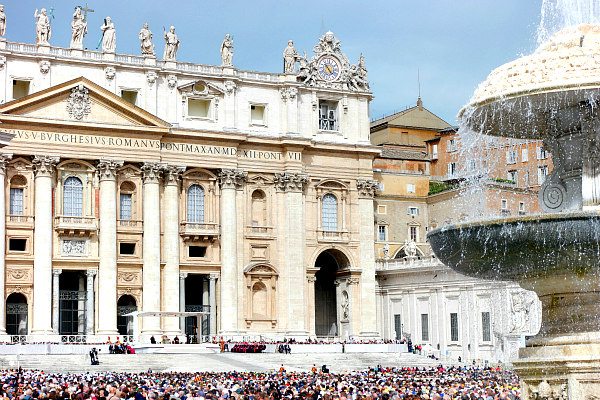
[138,22,155,56]
[404,239,418,259]
[0,5,6,37]
[163,25,180,61]
[70,6,87,49]
[220,34,234,66]
[283,40,299,73]
[34,8,51,45]
[100,17,116,53]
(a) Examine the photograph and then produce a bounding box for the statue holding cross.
[70,6,87,49]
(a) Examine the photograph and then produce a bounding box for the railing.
[180,221,220,236]
[117,219,143,228]
[176,62,222,75]
[317,229,350,242]
[115,54,145,65]
[185,304,211,312]
[82,50,103,61]
[61,335,88,344]
[7,42,38,54]
[54,215,97,233]
[245,225,273,236]
[375,257,445,271]
[6,215,34,228]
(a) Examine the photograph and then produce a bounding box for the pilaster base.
[284,330,310,340]
[358,331,381,339]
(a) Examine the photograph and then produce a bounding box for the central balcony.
[54,215,97,236]
[180,221,220,241]
[317,229,350,243]
[245,225,274,239]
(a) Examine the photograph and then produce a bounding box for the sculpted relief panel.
[117,270,142,286]
[6,267,33,284]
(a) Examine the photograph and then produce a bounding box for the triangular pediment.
[0,77,170,129]
[178,79,225,96]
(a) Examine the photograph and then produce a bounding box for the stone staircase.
[0,351,448,373]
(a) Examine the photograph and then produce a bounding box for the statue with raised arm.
[220,34,234,66]
[70,6,87,49]
[283,40,299,73]
[138,22,155,56]
[34,8,51,45]
[0,5,6,37]
[163,25,179,61]
[100,16,116,53]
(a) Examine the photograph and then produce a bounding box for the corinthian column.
[356,179,380,338]
[0,154,11,335]
[141,162,162,337]
[85,270,96,335]
[218,169,246,334]
[274,172,309,337]
[96,159,123,337]
[163,165,185,337]
[31,155,59,335]
[52,269,62,333]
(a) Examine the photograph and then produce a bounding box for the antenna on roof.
[417,68,423,110]
[320,16,326,34]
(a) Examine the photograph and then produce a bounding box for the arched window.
[63,176,83,217]
[322,193,338,231]
[9,175,27,216]
[119,181,136,221]
[251,189,266,226]
[251,281,268,318]
[187,184,205,223]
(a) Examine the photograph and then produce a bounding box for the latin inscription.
[6,129,302,161]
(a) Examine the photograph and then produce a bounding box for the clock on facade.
[317,56,342,81]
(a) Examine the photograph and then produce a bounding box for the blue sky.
[4,0,543,124]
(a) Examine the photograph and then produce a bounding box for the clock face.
[317,56,341,81]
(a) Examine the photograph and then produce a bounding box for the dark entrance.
[185,274,209,336]
[6,293,28,335]
[314,249,349,337]
[59,271,87,335]
[117,295,137,336]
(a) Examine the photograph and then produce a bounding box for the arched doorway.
[117,295,137,336]
[6,293,28,335]
[314,249,350,337]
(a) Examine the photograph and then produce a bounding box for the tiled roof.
[380,146,429,160]
[371,101,452,131]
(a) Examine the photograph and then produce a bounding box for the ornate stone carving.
[356,179,379,198]
[34,8,51,45]
[141,162,162,183]
[167,74,177,89]
[307,275,317,283]
[146,71,158,85]
[0,4,6,37]
[224,80,237,95]
[179,272,188,280]
[347,277,360,285]
[279,87,298,101]
[61,239,87,256]
[104,66,116,80]
[509,291,535,333]
[39,60,50,74]
[100,16,116,53]
[209,273,219,281]
[220,34,234,66]
[0,153,12,174]
[283,40,300,73]
[52,268,63,276]
[218,169,247,189]
[273,172,308,192]
[66,84,92,121]
[32,155,59,177]
[0,55,6,70]
[97,159,123,181]
[118,271,141,285]
[163,26,180,61]
[7,268,31,284]
[527,380,568,400]
[162,165,185,185]
[86,269,97,277]
[6,285,32,300]
[341,290,350,321]
[138,22,155,57]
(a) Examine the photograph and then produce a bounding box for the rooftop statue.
[283,40,299,73]
[70,6,87,49]
[34,8,51,45]
[0,4,6,37]
[221,34,233,67]
[139,22,155,57]
[100,17,116,53]
[163,25,180,61]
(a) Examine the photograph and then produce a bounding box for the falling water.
[537,0,600,44]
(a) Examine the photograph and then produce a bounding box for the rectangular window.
[119,242,136,255]
[318,100,338,131]
[13,80,30,100]
[394,314,402,340]
[519,201,526,215]
[407,183,416,194]
[421,313,429,341]
[482,312,491,342]
[407,207,419,216]
[467,159,476,172]
[508,170,518,184]
[377,225,387,241]
[538,165,548,184]
[120,89,138,105]
[432,144,438,159]
[377,205,387,214]
[8,238,27,252]
[447,139,456,152]
[506,150,518,164]
[447,162,456,177]
[501,199,508,210]
[189,245,207,258]
[119,193,132,221]
[188,98,211,118]
[521,148,529,162]
[450,312,459,342]
[410,226,418,242]
[250,104,266,125]
[537,146,547,160]
[9,188,24,215]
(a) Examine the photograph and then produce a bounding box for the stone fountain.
[428,23,600,400]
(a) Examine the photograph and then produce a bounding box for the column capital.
[97,159,124,181]
[86,269,97,277]
[209,273,219,281]
[141,162,162,183]
[0,153,12,175]
[32,155,59,177]
[273,172,309,192]
[163,165,186,186]
[218,168,247,189]
[179,272,188,280]
[356,179,380,198]
[52,268,63,276]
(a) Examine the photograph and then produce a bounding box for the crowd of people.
[0,365,521,399]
